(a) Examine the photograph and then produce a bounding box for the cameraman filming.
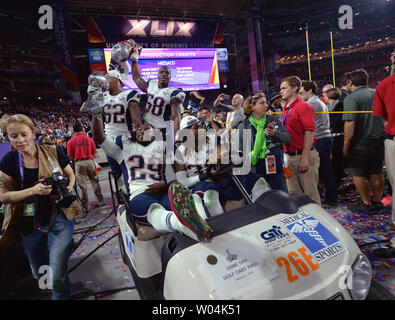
[0,114,82,300]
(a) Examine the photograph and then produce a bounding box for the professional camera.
[43,172,76,208]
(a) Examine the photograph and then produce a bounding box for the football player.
[91,108,212,242]
[82,70,143,195]
[174,115,271,216]
[130,46,185,137]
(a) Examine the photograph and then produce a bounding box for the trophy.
[80,72,109,115]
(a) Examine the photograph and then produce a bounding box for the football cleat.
[168,182,213,242]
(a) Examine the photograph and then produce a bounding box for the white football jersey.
[101,135,166,200]
[175,143,211,177]
[103,90,141,140]
[144,80,185,129]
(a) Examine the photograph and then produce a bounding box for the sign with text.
[197,234,278,299]
[102,48,220,92]
[216,48,229,72]
[86,16,219,48]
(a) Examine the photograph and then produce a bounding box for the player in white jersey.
[102,89,139,140]
[103,69,143,139]
[143,77,185,130]
[100,69,143,194]
[131,47,185,134]
[174,116,271,216]
[91,110,212,242]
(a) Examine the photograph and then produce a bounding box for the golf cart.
[113,172,374,300]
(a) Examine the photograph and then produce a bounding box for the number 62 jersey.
[144,80,186,129]
[103,89,141,141]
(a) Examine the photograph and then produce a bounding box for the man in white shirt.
[214,93,244,132]
[299,80,337,206]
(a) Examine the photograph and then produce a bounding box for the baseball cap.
[269,92,282,104]
[107,69,125,87]
[180,115,200,130]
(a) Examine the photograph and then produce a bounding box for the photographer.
[0,114,82,300]
[214,93,244,133]
[199,106,223,132]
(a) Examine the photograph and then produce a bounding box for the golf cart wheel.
[118,228,127,264]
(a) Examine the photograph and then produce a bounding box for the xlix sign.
[126,20,196,37]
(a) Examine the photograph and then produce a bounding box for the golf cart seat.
[119,190,168,241]
[136,224,167,241]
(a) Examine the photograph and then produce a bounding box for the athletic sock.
[146,202,199,240]
[204,190,224,216]
[147,203,174,233]
[191,193,208,220]
[251,177,271,202]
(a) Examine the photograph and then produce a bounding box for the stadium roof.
[64,0,254,20]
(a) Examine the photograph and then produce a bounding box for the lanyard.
[18,152,24,189]
[282,98,301,127]
[282,106,295,127]
[18,151,39,189]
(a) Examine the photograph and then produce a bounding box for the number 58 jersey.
[103,89,141,140]
[144,80,186,129]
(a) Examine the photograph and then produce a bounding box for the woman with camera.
[238,92,290,192]
[0,114,82,300]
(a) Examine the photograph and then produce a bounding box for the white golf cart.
[112,171,378,300]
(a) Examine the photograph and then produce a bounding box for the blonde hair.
[0,114,35,135]
[243,92,266,116]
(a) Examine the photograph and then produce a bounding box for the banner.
[88,48,107,73]
[88,48,105,64]
[216,48,229,72]
[86,16,219,48]
[49,0,79,88]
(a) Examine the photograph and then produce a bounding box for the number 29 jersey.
[115,136,166,200]
[103,89,141,140]
[144,80,186,129]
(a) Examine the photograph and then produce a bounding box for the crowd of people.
[0,104,91,145]
[0,44,394,300]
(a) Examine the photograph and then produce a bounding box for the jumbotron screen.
[103,48,220,92]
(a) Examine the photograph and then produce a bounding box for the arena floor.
[13,166,395,300]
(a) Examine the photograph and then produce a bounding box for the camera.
[43,172,76,208]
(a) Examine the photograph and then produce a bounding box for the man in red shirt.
[372,48,395,258]
[67,122,104,214]
[281,76,321,205]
